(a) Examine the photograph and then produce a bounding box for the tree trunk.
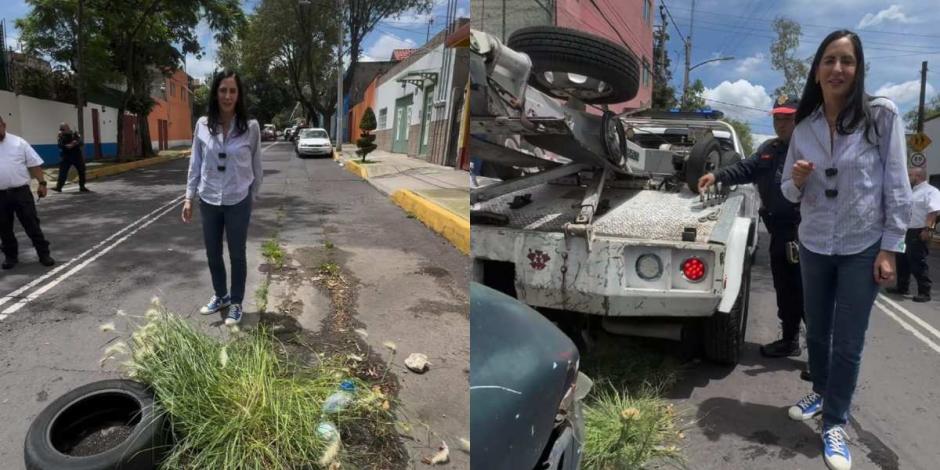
[138,110,154,158]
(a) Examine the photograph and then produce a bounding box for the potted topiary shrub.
[356,107,378,163]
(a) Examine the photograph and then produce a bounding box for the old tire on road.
[24,379,169,470]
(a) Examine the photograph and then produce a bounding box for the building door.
[419,86,435,157]
[91,108,102,158]
[392,94,413,154]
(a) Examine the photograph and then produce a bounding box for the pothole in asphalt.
[258,244,408,469]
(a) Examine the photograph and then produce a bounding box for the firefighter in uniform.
[698,96,809,369]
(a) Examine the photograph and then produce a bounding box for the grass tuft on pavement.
[582,384,683,469]
[580,337,685,469]
[124,306,390,469]
[262,238,285,268]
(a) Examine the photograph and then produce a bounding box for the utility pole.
[426,18,434,43]
[682,0,695,106]
[75,0,85,138]
[335,0,344,151]
[918,61,928,133]
[657,5,668,81]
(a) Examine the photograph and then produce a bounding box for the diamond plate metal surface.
[473,184,722,242]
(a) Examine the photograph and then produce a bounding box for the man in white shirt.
[0,116,55,269]
[888,167,940,302]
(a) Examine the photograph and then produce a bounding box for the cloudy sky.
[1,0,468,83]
[660,0,940,142]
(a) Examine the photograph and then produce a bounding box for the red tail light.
[681,257,706,282]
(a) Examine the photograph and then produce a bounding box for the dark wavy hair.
[795,30,877,143]
[207,69,249,136]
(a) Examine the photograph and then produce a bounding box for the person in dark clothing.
[0,116,55,269]
[53,123,89,192]
[698,95,807,360]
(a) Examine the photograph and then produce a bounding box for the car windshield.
[300,129,328,139]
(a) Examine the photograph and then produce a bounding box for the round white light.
[636,254,663,281]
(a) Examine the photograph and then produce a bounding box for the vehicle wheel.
[24,379,169,470]
[703,254,751,365]
[507,26,639,104]
[685,135,725,194]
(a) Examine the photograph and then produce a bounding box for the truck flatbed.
[473,183,729,243]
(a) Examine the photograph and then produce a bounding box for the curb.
[391,189,470,255]
[54,152,191,184]
[342,159,370,179]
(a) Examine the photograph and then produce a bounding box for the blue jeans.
[199,196,252,304]
[800,241,881,427]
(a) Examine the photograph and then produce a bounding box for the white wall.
[373,43,456,132]
[0,90,120,163]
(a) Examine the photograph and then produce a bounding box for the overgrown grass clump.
[579,338,685,469]
[124,308,387,469]
[582,385,683,469]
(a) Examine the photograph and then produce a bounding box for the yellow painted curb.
[60,153,191,183]
[342,159,370,179]
[391,189,470,255]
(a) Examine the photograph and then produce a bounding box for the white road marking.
[877,294,940,342]
[875,300,940,355]
[0,196,184,320]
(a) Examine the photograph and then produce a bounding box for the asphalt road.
[669,225,940,470]
[0,141,469,469]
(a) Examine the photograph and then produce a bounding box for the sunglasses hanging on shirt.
[824,167,837,197]
[217,152,226,172]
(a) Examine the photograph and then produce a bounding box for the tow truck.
[469,26,760,364]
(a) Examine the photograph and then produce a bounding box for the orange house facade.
[348,77,379,144]
[149,69,194,151]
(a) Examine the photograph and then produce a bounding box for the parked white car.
[295,128,333,157]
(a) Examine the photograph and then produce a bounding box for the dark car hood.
[470,283,579,470]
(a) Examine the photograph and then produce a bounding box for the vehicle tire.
[24,379,169,470]
[685,135,724,194]
[703,254,751,365]
[507,26,639,104]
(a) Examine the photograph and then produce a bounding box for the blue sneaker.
[200,294,231,314]
[225,304,243,325]
[788,392,823,420]
[822,425,851,470]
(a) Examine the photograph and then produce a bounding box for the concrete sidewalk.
[335,144,470,254]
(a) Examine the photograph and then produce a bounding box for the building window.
[642,59,651,87]
[643,0,651,25]
[379,108,388,128]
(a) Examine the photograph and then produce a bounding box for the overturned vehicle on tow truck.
[469,26,760,364]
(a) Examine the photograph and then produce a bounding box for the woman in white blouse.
[780,31,911,470]
[182,69,263,326]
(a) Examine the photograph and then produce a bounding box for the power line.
[667,16,940,55]
[660,0,687,45]
[586,0,635,52]
[705,97,770,113]
[665,2,940,40]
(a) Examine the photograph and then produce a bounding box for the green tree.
[356,106,377,162]
[680,79,706,112]
[903,94,940,132]
[770,17,808,98]
[723,118,755,156]
[652,23,677,110]
[20,0,244,158]
[234,0,337,128]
